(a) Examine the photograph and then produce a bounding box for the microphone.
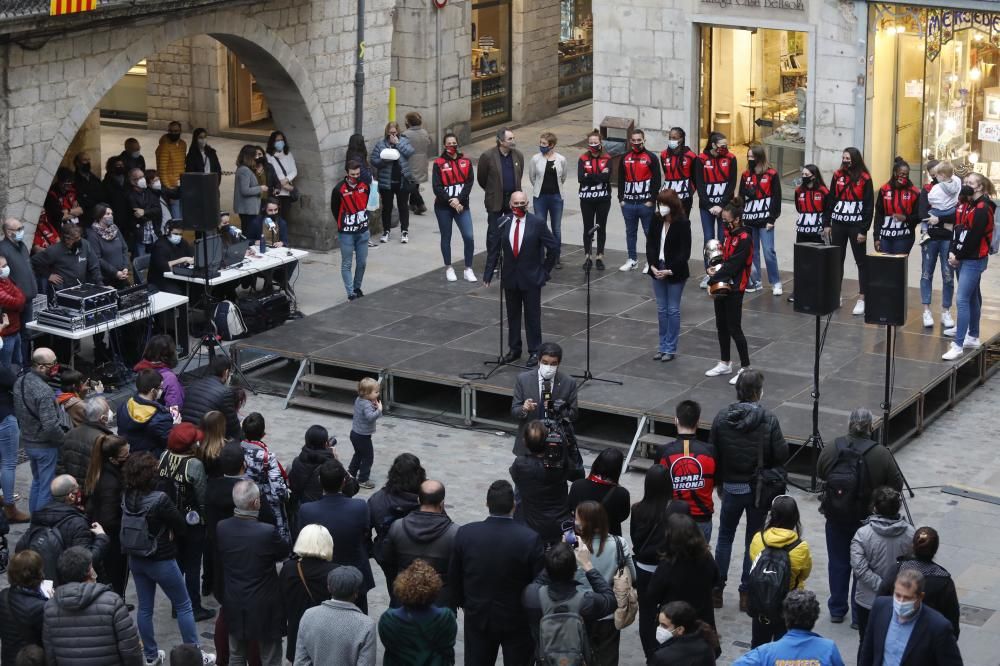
[494,215,511,230]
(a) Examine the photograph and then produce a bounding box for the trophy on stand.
[704,240,731,297]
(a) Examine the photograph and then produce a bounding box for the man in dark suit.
[449,479,543,666]
[484,191,559,366]
[859,569,963,666]
[509,341,579,456]
[297,459,375,613]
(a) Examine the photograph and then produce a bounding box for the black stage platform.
[234,245,1000,460]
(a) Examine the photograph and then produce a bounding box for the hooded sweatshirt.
[850,514,915,609]
[116,393,173,456]
[42,581,143,666]
[377,605,457,666]
[711,402,788,486]
[384,510,459,606]
[749,527,812,590]
[133,359,184,409]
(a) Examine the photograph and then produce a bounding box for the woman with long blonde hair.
[199,411,228,479]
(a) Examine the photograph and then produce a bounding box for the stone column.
[146,39,194,132]
[189,36,228,136]
[511,0,560,124]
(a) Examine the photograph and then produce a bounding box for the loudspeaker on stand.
[864,253,907,326]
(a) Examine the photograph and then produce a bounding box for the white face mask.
[13,230,24,243]
[667,139,680,150]
[168,234,183,245]
[658,205,670,217]
[136,178,147,189]
[539,364,558,381]
[0,267,9,279]
[655,626,674,644]
[151,179,162,191]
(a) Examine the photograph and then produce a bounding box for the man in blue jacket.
[735,590,845,666]
[116,369,173,458]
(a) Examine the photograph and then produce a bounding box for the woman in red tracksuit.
[431,133,476,281]
[740,144,782,295]
[578,129,612,271]
[873,157,920,256]
[825,147,874,316]
[660,127,698,218]
[694,132,738,289]
[705,197,753,385]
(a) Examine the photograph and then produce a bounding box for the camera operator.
[509,420,584,546]
[510,341,579,456]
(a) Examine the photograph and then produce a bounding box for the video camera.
[540,389,580,471]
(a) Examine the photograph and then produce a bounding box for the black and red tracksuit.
[952,198,996,260]
[874,180,920,243]
[795,185,829,241]
[660,146,698,214]
[740,168,782,228]
[329,178,370,233]
[827,169,874,231]
[694,151,738,209]
[712,226,753,367]
[618,149,661,204]
[656,437,717,520]
[578,152,612,255]
[431,152,475,209]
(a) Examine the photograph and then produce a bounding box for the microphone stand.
[879,324,915,524]
[572,223,622,388]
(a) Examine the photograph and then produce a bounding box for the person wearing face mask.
[483,192,559,366]
[85,433,132,597]
[34,167,83,253]
[528,132,568,268]
[144,168,175,231]
[72,152,106,228]
[660,127,699,218]
[942,172,995,360]
[371,121,416,244]
[119,137,146,174]
[150,220,194,294]
[650,601,720,665]
[874,157,920,256]
[116,369,174,459]
[432,134,477,282]
[477,128,524,230]
[740,144,783,295]
[156,120,188,219]
[859,570,963,666]
[31,223,103,299]
[0,218,37,365]
[645,190,691,363]
[705,198,753,383]
[694,132,738,288]
[578,129,612,270]
[85,203,131,289]
[267,130,299,222]
[184,128,222,187]
[234,145,269,232]
[617,129,662,272]
[788,165,831,303]
[0,255,26,371]
[60,395,115,492]
[126,167,163,257]
[331,161,372,300]
[509,342,579,456]
[827,147,875,316]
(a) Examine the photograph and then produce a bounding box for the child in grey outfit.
[349,377,382,489]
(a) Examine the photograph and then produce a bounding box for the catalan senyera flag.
[49,0,97,16]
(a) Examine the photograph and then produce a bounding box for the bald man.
[0,217,37,365]
[13,348,69,512]
[382,479,459,607]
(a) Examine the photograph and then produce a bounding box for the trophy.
[704,240,731,297]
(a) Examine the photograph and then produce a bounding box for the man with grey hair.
[216,479,289,666]
[817,408,904,625]
[294,566,376,666]
[0,217,37,366]
[734,590,845,665]
[58,395,113,487]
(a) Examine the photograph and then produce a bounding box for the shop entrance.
[698,25,809,198]
[471,0,512,130]
[558,0,593,106]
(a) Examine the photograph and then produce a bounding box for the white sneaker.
[922,311,934,328]
[401,231,409,244]
[943,327,956,338]
[941,310,955,328]
[445,266,457,282]
[380,231,390,243]
[772,282,783,296]
[641,262,650,274]
[729,366,747,385]
[145,650,166,666]
[942,343,964,361]
[619,259,638,272]
[201,652,217,665]
[964,336,982,349]
[705,361,733,377]
[852,299,865,316]
[463,267,478,282]
[700,275,710,289]
[745,282,762,293]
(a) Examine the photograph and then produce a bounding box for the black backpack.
[820,437,876,522]
[15,517,72,583]
[747,533,801,619]
[120,492,164,558]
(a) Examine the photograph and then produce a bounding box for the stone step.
[287,394,355,416]
[299,373,359,392]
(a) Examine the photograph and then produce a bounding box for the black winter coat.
[59,422,113,487]
[278,556,337,661]
[648,633,718,665]
[185,144,223,183]
[26,502,109,576]
[41,582,143,666]
[383,510,459,607]
[0,586,46,665]
[288,446,336,505]
[181,376,242,441]
[509,454,583,544]
[86,461,125,535]
[216,516,289,641]
[126,187,163,243]
[710,401,788,485]
[368,488,420,564]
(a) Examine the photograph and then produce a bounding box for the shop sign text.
[701,0,805,10]
[926,10,1000,61]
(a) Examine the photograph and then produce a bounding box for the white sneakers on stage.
[705,361,733,377]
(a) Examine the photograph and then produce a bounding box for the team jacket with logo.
[952,198,996,260]
[740,168,782,228]
[714,226,753,292]
[694,151,738,210]
[577,152,611,200]
[659,147,698,202]
[874,181,920,241]
[794,185,830,235]
[656,437,717,518]
[432,153,475,208]
[617,149,661,204]
[828,169,874,231]
[329,178,370,233]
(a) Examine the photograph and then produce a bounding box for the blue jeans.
[699,209,726,267]
[26,447,58,513]
[696,519,713,544]
[0,333,21,370]
[339,230,370,298]
[650,277,685,354]
[955,256,987,346]
[879,235,914,255]
[825,519,860,620]
[621,203,654,261]
[434,205,475,267]
[713,490,767,591]
[534,194,565,249]
[169,199,182,220]
[130,555,199,660]
[749,226,780,286]
[920,239,954,308]
[0,416,19,504]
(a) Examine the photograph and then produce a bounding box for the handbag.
[750,418,787,509]
[366,175,381,212]
[272,155,300,203]
[611,536,638,630]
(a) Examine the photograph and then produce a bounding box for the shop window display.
[559,0,593,106]
[471,0,512,129]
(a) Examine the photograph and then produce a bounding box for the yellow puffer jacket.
[155,135,188,188]
[749,527,812,590]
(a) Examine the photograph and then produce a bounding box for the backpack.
[15,518,71,582]
[372,502,410,564]
[746,533,801,619]
[820,437,876,523]
[537,586,590,666]
[213,300,247,341]
[611,536,638,630]
[120,492,164,558]
[158,454,197,517]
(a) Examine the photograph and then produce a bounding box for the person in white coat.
[267,130,298,223]
[528,132,568,268]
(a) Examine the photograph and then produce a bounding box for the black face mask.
[842,161,852,172]
[168,132,181,142]
[802,175,814,184]
[78,163,91,174]
[113,165,126,175]
[959,185,975,200]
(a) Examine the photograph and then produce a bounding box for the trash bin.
[600,116,635,187]
[713,111,732,140]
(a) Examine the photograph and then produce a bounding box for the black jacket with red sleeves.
[794,184,829,235]
[618,149,661,204]
[432,152,475,208]
[694,151,738,210]
[952,197,996,260]
[712,226,753,292]
[660,147,698,202]
[329,177,370,233]
[874,180,921,242]
[740,167,782,227]
[577,152,611,200]
[827,169,874,232]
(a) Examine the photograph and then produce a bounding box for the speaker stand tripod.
[786,314,829,492]
[879,324,916,524]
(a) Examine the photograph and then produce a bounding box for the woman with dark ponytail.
[85,434,131,596]
[705,197,753,384]
[648,600,720,665]
[826,147,874,316]
[874,157,920,255]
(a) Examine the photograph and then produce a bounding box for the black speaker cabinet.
[180,172,221,230]
[864,253,907,326]
[793,243,842,316]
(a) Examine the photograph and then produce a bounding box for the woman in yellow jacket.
[747,495,812,647]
